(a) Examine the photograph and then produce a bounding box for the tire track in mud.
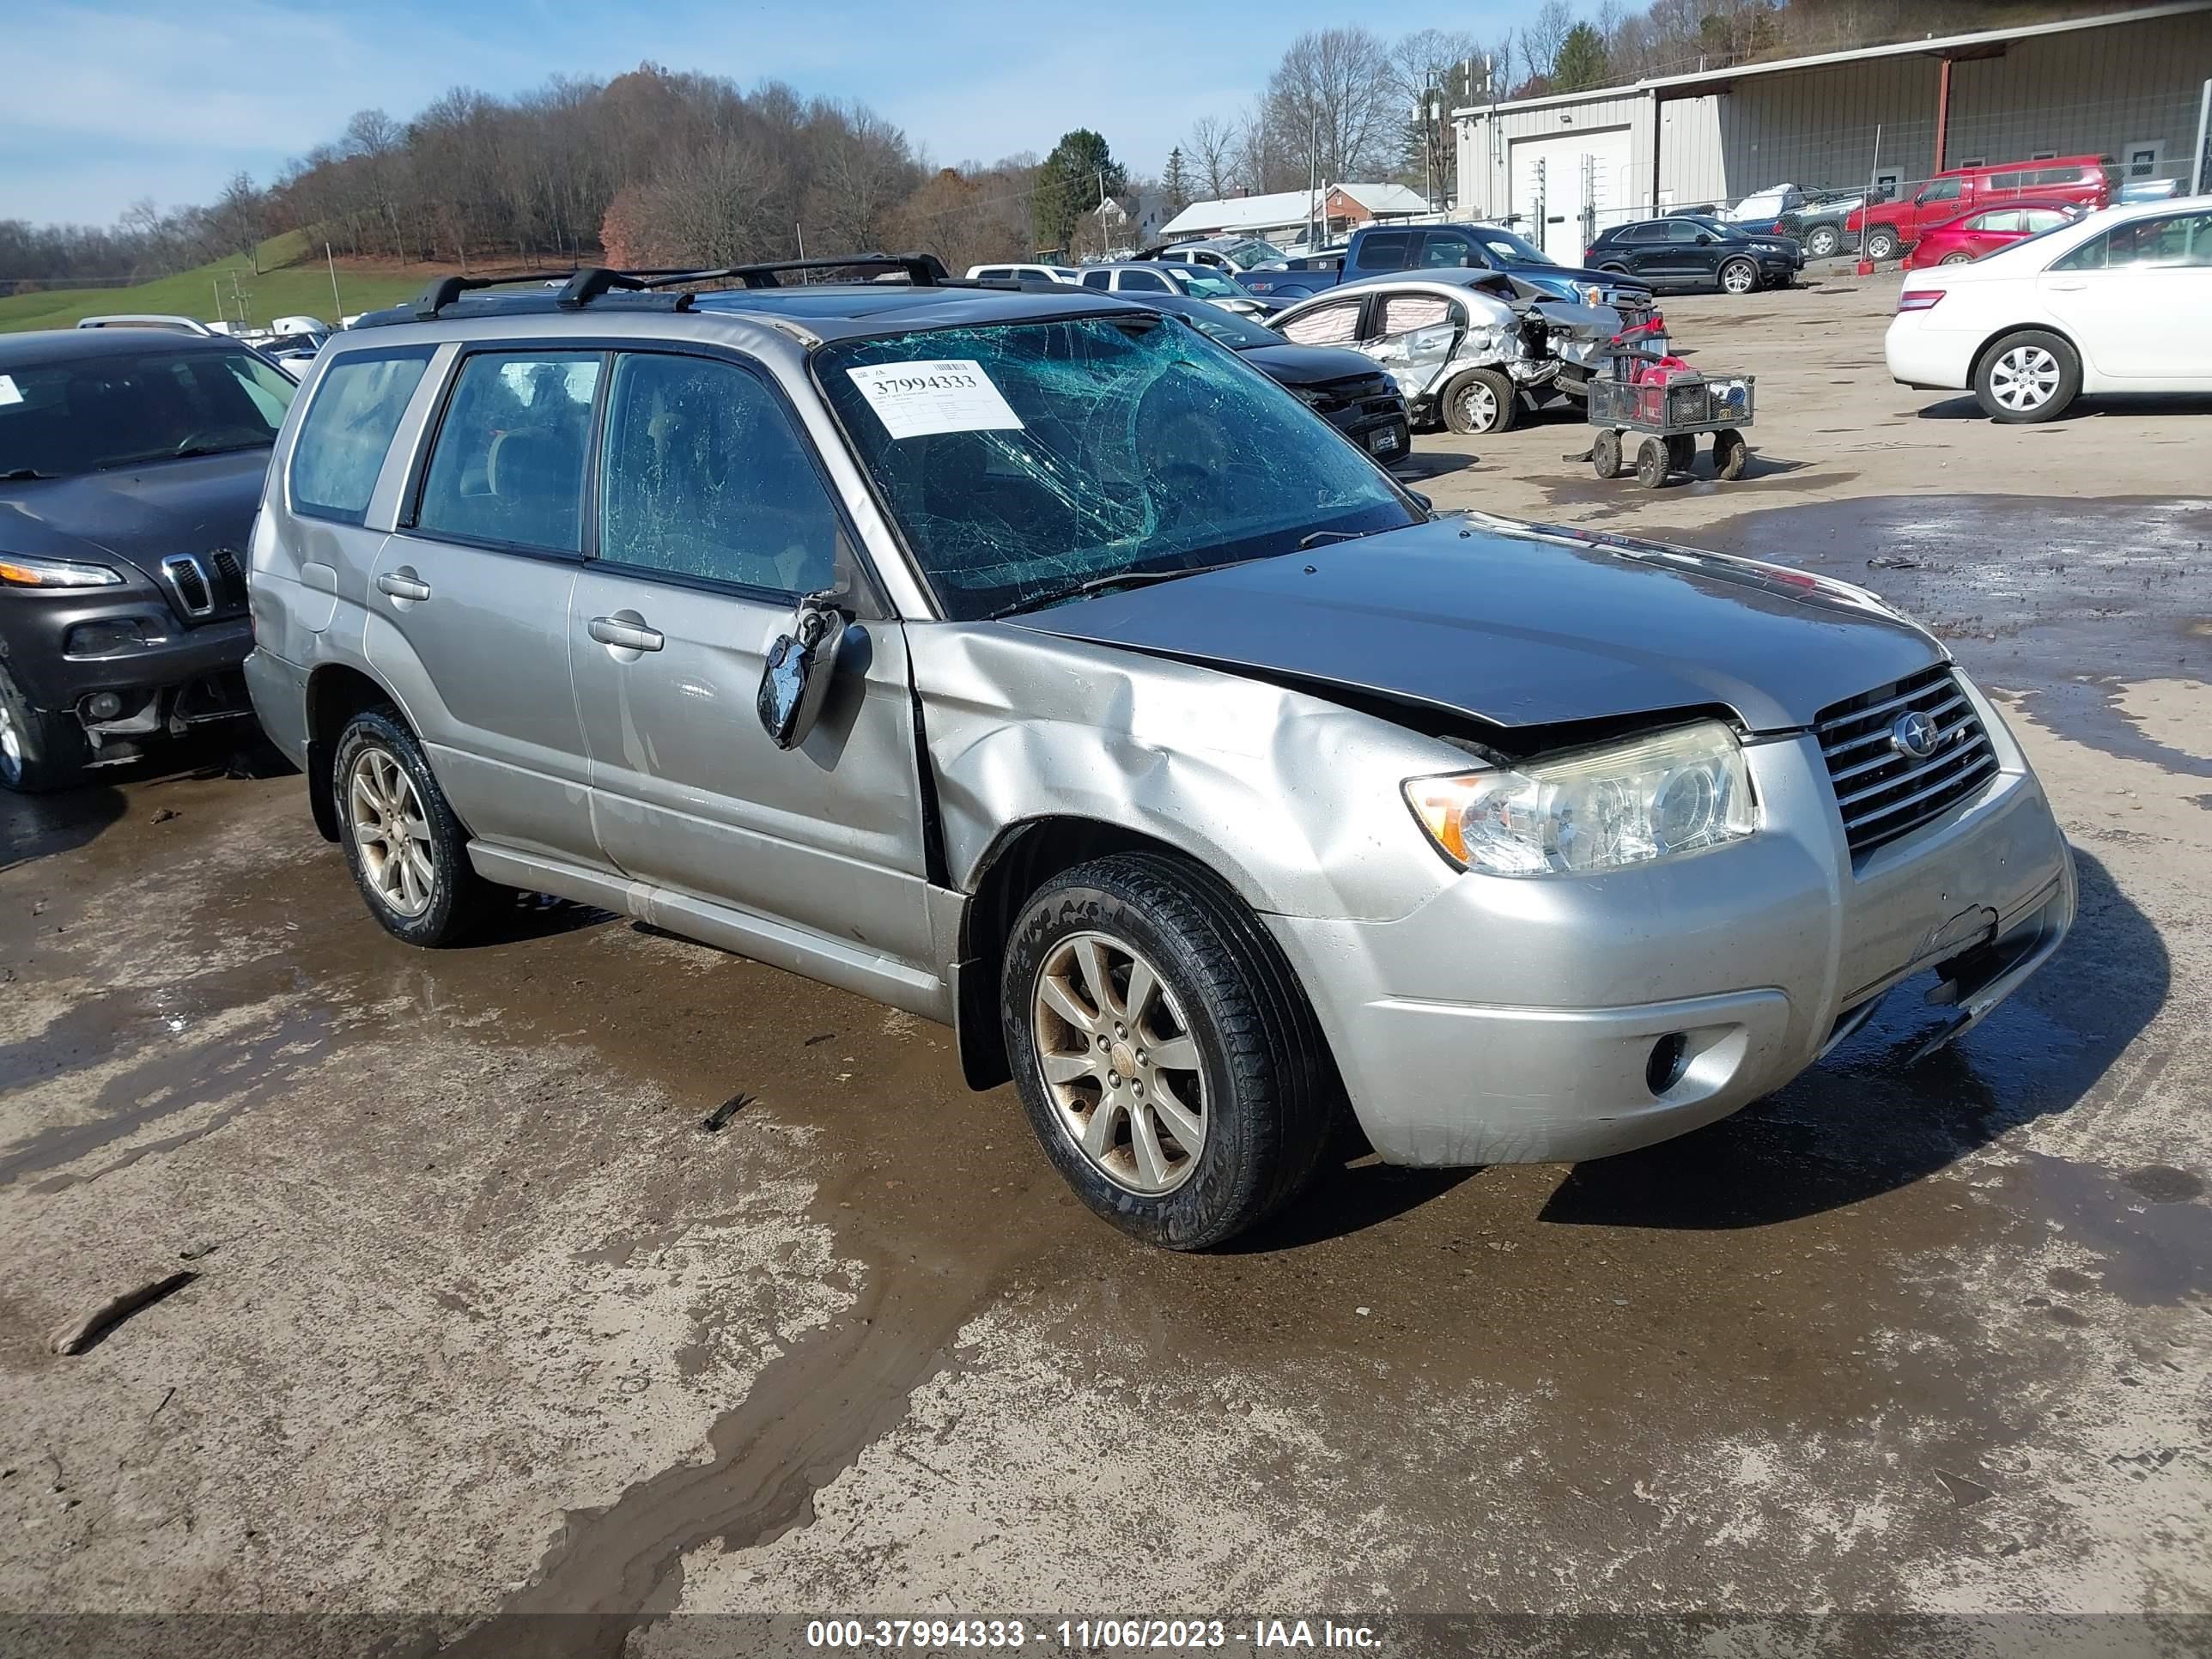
[441,1180,1064,1659]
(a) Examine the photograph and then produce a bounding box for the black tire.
[1590,428,1623,480]
[1864,228,1899,262]
[1666,433,1696,473]
[331,705,495,946]
[1719,257,1759,295]
[1807,226,1840,258]
[1443,368,1519,435]
[0,659,90,794]
[1001,853,1337,1250]
[1634,436,1668,489]
[1974,329,2081,424]
[1712,427,1749,480]
[1939,252,1974,265]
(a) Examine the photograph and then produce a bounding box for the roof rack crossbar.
[635,252,952,289]
[411,270,584,320]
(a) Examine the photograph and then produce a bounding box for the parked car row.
[1587,216,1804,295]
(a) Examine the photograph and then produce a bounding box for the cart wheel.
[1634,436,1668,489]
[1666,434,1695,473]
[1591,429,1622,480]
[1712,428,1749,481]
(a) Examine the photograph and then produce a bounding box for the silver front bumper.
[1267,681,2075,1167]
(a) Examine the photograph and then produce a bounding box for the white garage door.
[1510,127,1634,263]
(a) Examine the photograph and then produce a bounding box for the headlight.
[1404,720,1758,875]
[1574,282,1604,305]
[0,553,125,588]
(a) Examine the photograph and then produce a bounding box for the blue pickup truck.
[1243,221,1649,307]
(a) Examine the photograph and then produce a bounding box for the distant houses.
[1156,182,1434,247]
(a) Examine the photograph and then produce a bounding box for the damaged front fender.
[907,622,1465,926]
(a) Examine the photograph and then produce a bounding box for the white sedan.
[1886,195,2212,421]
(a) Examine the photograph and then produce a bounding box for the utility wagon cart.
[1583,366,1756,489]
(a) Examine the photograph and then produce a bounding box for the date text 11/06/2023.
[805,1619,1382,1650]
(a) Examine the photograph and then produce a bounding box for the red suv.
[1847,156,2111,261]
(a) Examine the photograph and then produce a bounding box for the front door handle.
[376,568,431,602]
[2047,280,2087,292]
[588,614,665,653]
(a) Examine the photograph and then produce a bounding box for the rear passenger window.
[597,353,841,596]
[1081,270,1111,290]
[1352,231,1412,270]
[415,351,600,554]
[289,348,434,524]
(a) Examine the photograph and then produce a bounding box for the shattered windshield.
[817,316,1415,621]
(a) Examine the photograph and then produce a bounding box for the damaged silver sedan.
[245,266,2074,1249]
[1273,269,1626,436]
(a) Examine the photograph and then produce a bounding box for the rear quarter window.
[289,348,435,524]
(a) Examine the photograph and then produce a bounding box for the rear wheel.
[1807,226,1841,258]
[0,661,89,794]
[1975,330,2080,423]
[1939,252,1973,265]
[1443,368,1519,435]
[1864,228,1899,262]
[1002,853,1336,1249]
[1590,428,1623,480]
[332,706,495,946]
[1719,258,1759,295]
[1712,427,1750,480]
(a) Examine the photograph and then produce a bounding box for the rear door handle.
[588,615,665,653]
[376,568,431,601]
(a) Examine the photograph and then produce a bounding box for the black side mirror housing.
[757,592,848,750]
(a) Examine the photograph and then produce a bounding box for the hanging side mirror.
[757,592,849,750]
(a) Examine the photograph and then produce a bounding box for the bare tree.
[1264,27,1399,185]
[1185,116,1238,201]
[1519,0,1575,89]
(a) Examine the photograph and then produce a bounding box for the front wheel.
[1634,435,1668,489]
[0,661,89,794]
[332,706,495,945]
[1807,226,1840,258]
[1591,428,1623,479]
[1712,427,1750,480]
[1939,252,1973,265]
[1719,258,1759,295]
[1864,228,1899,262]
[1443,368,1519,435]
[1001,854,1336,1249]
[1975,330,2080,423]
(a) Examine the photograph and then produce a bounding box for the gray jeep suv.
[244,257,2073,1249]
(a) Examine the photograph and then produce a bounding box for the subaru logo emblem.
[1891,710,1941,760]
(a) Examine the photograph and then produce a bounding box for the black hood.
[1010,515,1942,735]
[0,447,270,580]
[1237,341,1386,388]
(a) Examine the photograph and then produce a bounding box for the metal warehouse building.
[1453,0,2212,261]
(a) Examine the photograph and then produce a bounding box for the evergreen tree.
[1162,147,1192,210]
[1032,130,1127,252]
[1553,23,1610,93]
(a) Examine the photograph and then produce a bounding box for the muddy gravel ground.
[2,276,2207,1658]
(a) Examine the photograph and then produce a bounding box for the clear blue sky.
[4,0,1540,227]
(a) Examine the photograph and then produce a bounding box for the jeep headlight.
[1404,721,1758,875]
[0,553,124,588]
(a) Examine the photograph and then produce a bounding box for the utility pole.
[325,241,342,321]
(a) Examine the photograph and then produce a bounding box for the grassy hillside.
[0,233,431,334]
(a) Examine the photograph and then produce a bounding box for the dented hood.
[1007,515,1943,734]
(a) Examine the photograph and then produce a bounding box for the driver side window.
[597,352,842,597]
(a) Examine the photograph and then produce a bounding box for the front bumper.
[1266,684,2074,1166]
[3,585,251,716]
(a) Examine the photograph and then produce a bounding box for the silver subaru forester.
[244,258,2073,1249]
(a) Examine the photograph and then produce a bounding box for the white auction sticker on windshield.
[0,374,21,406]
[844,360,1023,440]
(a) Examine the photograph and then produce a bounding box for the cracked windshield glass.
[818,314,1416,621]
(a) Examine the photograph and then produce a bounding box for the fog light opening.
[1645,1032,1690,1097]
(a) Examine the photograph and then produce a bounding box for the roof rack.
[393,252,959,325]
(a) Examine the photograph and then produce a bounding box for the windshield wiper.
[985,559,1249,622]
[1297,526,1393,550]
[0,467,58,481]
[96,441,268,470]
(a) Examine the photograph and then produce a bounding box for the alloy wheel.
[1990,345,2061,413]
[1458,379,1498,432]
[1030,930,1207,1196]
[1722,260,1755,294]
[347,745,436,918]
[0,701,21,784]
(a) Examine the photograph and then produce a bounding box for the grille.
[210,547,247,610]
[161,554,213,617]
[1817,665,2000,858]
